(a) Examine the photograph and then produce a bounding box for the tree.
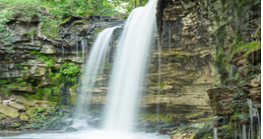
[111,0,149,13]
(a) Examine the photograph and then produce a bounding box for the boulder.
[19,113,29,121]
[65,127,78,132]
[0,104,20,118]
[40,44,56,54]
[9,101,26,111]
[207,87,242,116]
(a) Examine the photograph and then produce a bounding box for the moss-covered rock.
[0,104,19,118]
[19,113,29,121]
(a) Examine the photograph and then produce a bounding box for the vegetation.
[0,78,28,94]
[111,0,149,13]
[231,41,261,58]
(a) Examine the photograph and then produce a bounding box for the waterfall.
[214,128,218,139]
[156,39,162,127]
[103,0,158,132]
[247,99,261,139]
[72,26,118,128]
[81,39,87,66]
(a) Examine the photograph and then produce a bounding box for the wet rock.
[0,104,20,118]
[11,121,21,128]
[26,108,38,118]
[172,115,189,123]
[10,86,34,93]
[207,87,242,116]
[19,113,29,121]
[65,127,78,132]
[9,101,26,111]
[40,44,56,54]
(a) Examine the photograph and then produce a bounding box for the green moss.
[138,113,172,122]
[60,62,82,77]
[41,20,60,39]
[231,41,261,58]
[94,27,106,37]
[71,19,89,26]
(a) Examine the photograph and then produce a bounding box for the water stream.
[103,0,158,132]
[72,26,118,129]
[7,0,165,138]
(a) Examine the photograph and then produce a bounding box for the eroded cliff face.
[0,0,260,138]
[0,14,124,131]
[149,0,217,116]
[156,0,261,138]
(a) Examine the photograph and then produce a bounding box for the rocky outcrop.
[0,95,71,131]
[157,0,261,138]
[152,0,217,116]
[0,13,124,131]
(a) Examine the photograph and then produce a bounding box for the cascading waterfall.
[72,26,118,128]
[103,0,158,132]
[247,99,261,139]
[8,0,165,138]
[81,39,87,65]
[214,128,218,139]
[234,99,261,139]
[242,125,247,139]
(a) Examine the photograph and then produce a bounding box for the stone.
[11,86,34,93]
[40,44,56,54]
[2,100,10,105]
[0,104,20,118]
[11,121,21,128]
[207,87,239,116]
[19,113,29,121]
[9,101,26,111]
[65,127,78,132]
[26,108,38,118]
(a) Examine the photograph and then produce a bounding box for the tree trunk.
[134,0,137,8]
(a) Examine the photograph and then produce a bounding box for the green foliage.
[60,62,81,77]
[30,50,41,55]
[111,0,149,13]
[40,0,119,18]
[139,113,172,121]
[0,8,15,44]
[31,50,55,68]
[231,41,261,58]
[41,20,60,38]
[0,78,28,94]
[0,0,120,41]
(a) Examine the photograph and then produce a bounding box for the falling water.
[81,39,87,66]
[75,33,79,61]
[214,128,218,139]
[168,23,171,51]
[72,26,118,128]
[7,0,165,138]
[242,125,247,139]
[156,39,162,127]
[247,99,261,139]
[103,0,158,132]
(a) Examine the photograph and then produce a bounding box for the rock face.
[151,0,217,116]
[0,14,124,131]
[0,1,260,138]
[156,0,261,138]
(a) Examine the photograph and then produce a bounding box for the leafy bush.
[60,63,82,76]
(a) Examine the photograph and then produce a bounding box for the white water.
[214,128,218,139]
[6,130,165,139]
[103,0,158,132]
[72,26,118,128]
[247,99,261,139]
[6,0,165,138]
